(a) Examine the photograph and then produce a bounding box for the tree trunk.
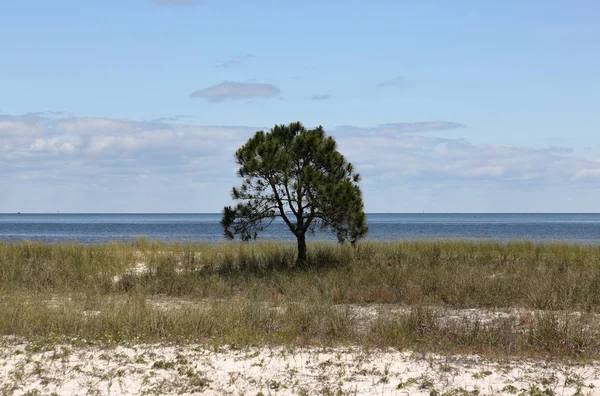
[296,233,307,265]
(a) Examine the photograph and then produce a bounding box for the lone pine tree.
[221,122,368,264]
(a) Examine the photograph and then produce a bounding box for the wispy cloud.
[190,81,280,103]
[379,122,465,133]
[377,76,404,88]
[152,114,194,123]
[215,54,254,69]
[550,146,574,154]
[310,94,331,101]
[337,121,465,135]
[23,111,66,117]
[152,0,205,5]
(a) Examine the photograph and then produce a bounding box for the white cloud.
[333,125,597,184]
[190,81,280,102]
[0,121,27,131]
[57,117,132,133]
[0,114,256,189]
[28,137,76,153]
[29,139,47,151]
[574,169,600,180]
[0,116,45,137]
[61,142,76,153]
[464,166,505,177]
[3,114,597,187]
[89,136,137,152]
[550,146,573,154]
[2,113,599,212]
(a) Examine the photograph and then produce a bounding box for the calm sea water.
[0,213,599,244]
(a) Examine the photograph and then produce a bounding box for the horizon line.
[2,212,599,215]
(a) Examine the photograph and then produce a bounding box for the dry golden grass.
[1,239,600,358]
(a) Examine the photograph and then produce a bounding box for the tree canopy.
[221,122,367,263]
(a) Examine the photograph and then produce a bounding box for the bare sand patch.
[1,340,598,395]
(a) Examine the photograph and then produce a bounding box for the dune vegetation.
[1,239,600,359]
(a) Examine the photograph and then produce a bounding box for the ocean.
[0,213,599,244]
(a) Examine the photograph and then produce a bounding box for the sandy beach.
[1,339,599,395]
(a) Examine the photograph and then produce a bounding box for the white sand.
[1,340,598,395]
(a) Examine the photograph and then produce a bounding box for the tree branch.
[267,177,298,236]
[283,182,298,217]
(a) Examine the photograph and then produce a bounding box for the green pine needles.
[222,122,368,263]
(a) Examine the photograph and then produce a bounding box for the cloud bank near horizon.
[1,113,598,212]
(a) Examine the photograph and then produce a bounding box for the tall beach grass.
[1,239,600,357]
[2,239,600,310]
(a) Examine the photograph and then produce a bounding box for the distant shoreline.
[3,212,600,215]
[2,213,600,245]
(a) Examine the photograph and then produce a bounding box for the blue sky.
[1,0,599,213]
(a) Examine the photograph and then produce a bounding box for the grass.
[1,239,600,357]
[2,239,600,309]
